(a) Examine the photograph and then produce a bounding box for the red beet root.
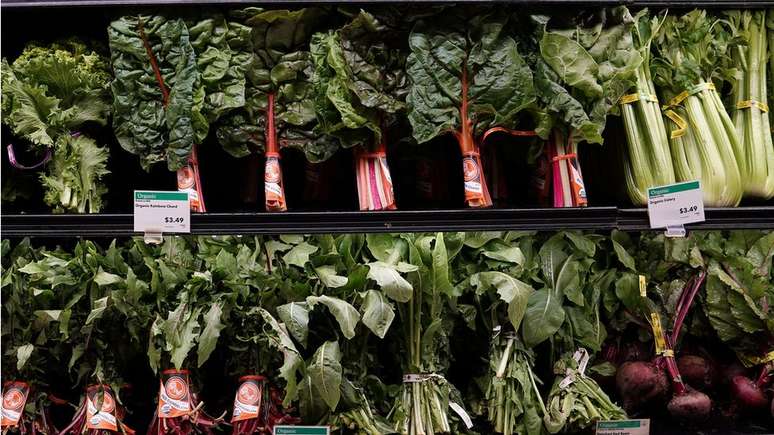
[730,375,769,409]
[616,361,670,411]
[721,362,747,386]
[667,387,712,420]
[677,355,716,391]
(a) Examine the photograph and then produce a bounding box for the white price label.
[134,191,190,234]
[647,181,705,229]
[596,419,649,435]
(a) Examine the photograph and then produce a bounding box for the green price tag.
[273,426,329,435]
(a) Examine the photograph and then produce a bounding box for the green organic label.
[648,181,700,197]
[273,427,329,435]
[597,420,642,429]
[135,191,188,201]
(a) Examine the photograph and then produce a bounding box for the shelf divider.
[2,206,773,237]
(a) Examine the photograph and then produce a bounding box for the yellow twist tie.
[736,100,769,113]
[620,93,659,105]
[664,110,688,139]
[663,83,716,109]
[660,349,675,357]
[650,312,667,355]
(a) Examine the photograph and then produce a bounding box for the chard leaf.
[407,11,536,144]
[283,242,319,268]
[197,302,225,367]
[306,295,360,340]
[522,289,566,347]
[306,341,342,411]
[471,271,533,330]
[109,15,203,171]
[315,265,348,288]
[277,302,310,347]
[311,10,407,151]
[360,290,395,339]
[367,261,413,302]
[217,8,337,162]
[16,344,34,371]
[532,7,640,143]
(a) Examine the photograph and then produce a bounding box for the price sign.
[273,427,329,435]
[134,191,190,234]
[647,181,705,229]
[596,419,649,435]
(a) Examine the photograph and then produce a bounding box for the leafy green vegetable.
[109,15,204,171]
[407,9,536,207]
[1,40,112,212]
[532,7,641,145]
[544,349,627,433]
[311,10,407,210]
[216,8,337,211]
[485,332,547,435]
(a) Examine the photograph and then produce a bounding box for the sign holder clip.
[664,225,686,238]
[143,229,163,245]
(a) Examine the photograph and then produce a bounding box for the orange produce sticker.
[177,165,203,213]
[1,381,29,428]
[231,378,263,422]
[158,371,191,418]
[86,385,118,431]
[265,153,287,212]
[462,152,491,208]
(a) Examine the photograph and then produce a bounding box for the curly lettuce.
[1,40,111,213]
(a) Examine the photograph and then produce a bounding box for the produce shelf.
[2,0,772,6]
[2,206,773,238]
[1,207,618,237]
[617,206,774,231]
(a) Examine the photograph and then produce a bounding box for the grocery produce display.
[2,5,773,214]
[1,230,773,434]
[2,2,774,435]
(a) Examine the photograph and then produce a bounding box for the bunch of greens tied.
[109,12,254,212]
[1,40,112,213]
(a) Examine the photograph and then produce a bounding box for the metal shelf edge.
[2,207,617,237]
[2,0,773,6]
[2,206,773,237]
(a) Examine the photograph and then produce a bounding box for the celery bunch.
[621,11,676,205]
[652,10,742,207]
[728,10,774,200]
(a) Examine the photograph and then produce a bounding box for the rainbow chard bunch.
[726,10,774,200]
[109,15,208,211]
[406,8,537,208]
[216,8,337,212]
[651,10,743,207]
[530,7,641,207]
[1,40,111,213]
[311,10,409,211]
[110,13,252,212]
